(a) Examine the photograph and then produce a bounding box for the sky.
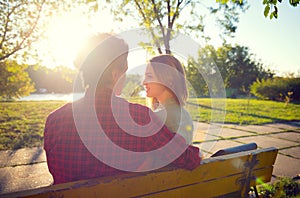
[232,1,300,76]
[40,1,300,76]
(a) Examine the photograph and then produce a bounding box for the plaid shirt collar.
[84,87,116,105]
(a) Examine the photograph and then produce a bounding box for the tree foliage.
[220,45,274,94]
[185,44,274,97]
[0,0,49,61]
[262,0,300,19]
[122,74,143,97]
[219,0,300,19]
[109,0,248,54]
[185,45,223,97]
[0,60,35,100]
[0,0,98,62]
[0,0,97,99]
[27,65,80,93]
[108,0,299,56]
[1,0,297,62]
[251,77,300,101]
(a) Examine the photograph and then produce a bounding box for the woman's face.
[143,64,166,98]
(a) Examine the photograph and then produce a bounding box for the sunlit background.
[36,1,300,76]
[37,8,113,68]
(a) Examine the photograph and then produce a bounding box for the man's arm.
[146,112,201,170]
[129,103,201,171]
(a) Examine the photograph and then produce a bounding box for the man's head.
[74,33,129,94]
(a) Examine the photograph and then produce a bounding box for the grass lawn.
[186,98,300,125]
[0,98,299,150]
[0,101,66,150]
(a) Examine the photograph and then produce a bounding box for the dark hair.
[149,54,188,107]
[74,33,129,88]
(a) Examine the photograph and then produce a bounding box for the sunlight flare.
[45,12,90,67]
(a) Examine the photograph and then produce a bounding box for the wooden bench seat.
[3,147,278,198]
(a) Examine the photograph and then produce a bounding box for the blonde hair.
[148,54,188,109]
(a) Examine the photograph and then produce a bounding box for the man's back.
[44,88,201,184]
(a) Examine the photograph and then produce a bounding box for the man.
[44,33,201,184]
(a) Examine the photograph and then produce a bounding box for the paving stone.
[235,135,297,149]
[193,123,224,142]
[217,123,237,128]
[194,122,226,134]
[264,123,300,130]
[0,162,53,195]
[279,147,300,159]
[192,132,220,142]
[273,154,300,178]
[269,132,300,143]
[0,147,46,168]
[229,125,284,134]
[193,122,211,132]
[214,127,256,138]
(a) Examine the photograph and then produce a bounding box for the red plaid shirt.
[44,88,201,184]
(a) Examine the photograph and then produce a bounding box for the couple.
[44,33,202,185]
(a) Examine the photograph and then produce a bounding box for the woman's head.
[143,54,188,107]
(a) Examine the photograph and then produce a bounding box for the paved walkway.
[0,121,299,195]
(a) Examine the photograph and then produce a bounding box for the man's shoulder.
[116,97,149,111]
[128,100,151,113]
[116,97,154,120]
[47,102,72,120]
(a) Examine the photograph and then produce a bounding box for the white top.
[154,98,194,144]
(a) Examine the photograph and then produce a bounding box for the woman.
[143,54,194,144]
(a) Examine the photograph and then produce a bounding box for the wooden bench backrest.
[3,147,278,198]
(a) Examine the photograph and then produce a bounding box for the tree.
[0,60,35,100]
[109,0,248,54]
[185,57,207,97]
[185,45,221,97]
[221,45,274,94]
[122,74,143,97]
[186,44,274,97]
[251,77,300,102]
[108,0,300,56]
[0,0,98,62]
[219,0,300,19]
[0,0,47,61]
[27,65,79,93]
[0,0,96,99]
[261,0,299,19]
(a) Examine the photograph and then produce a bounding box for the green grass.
[0,101,66,150]
[185,98,300,125]
[0,98,299,150]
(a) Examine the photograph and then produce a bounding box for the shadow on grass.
[12,134,43,150]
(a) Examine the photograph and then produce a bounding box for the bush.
[0,60,35,100]
[258,177,300,198]
[250,77,300,102]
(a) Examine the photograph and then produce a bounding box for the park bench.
[3,144,278,198]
